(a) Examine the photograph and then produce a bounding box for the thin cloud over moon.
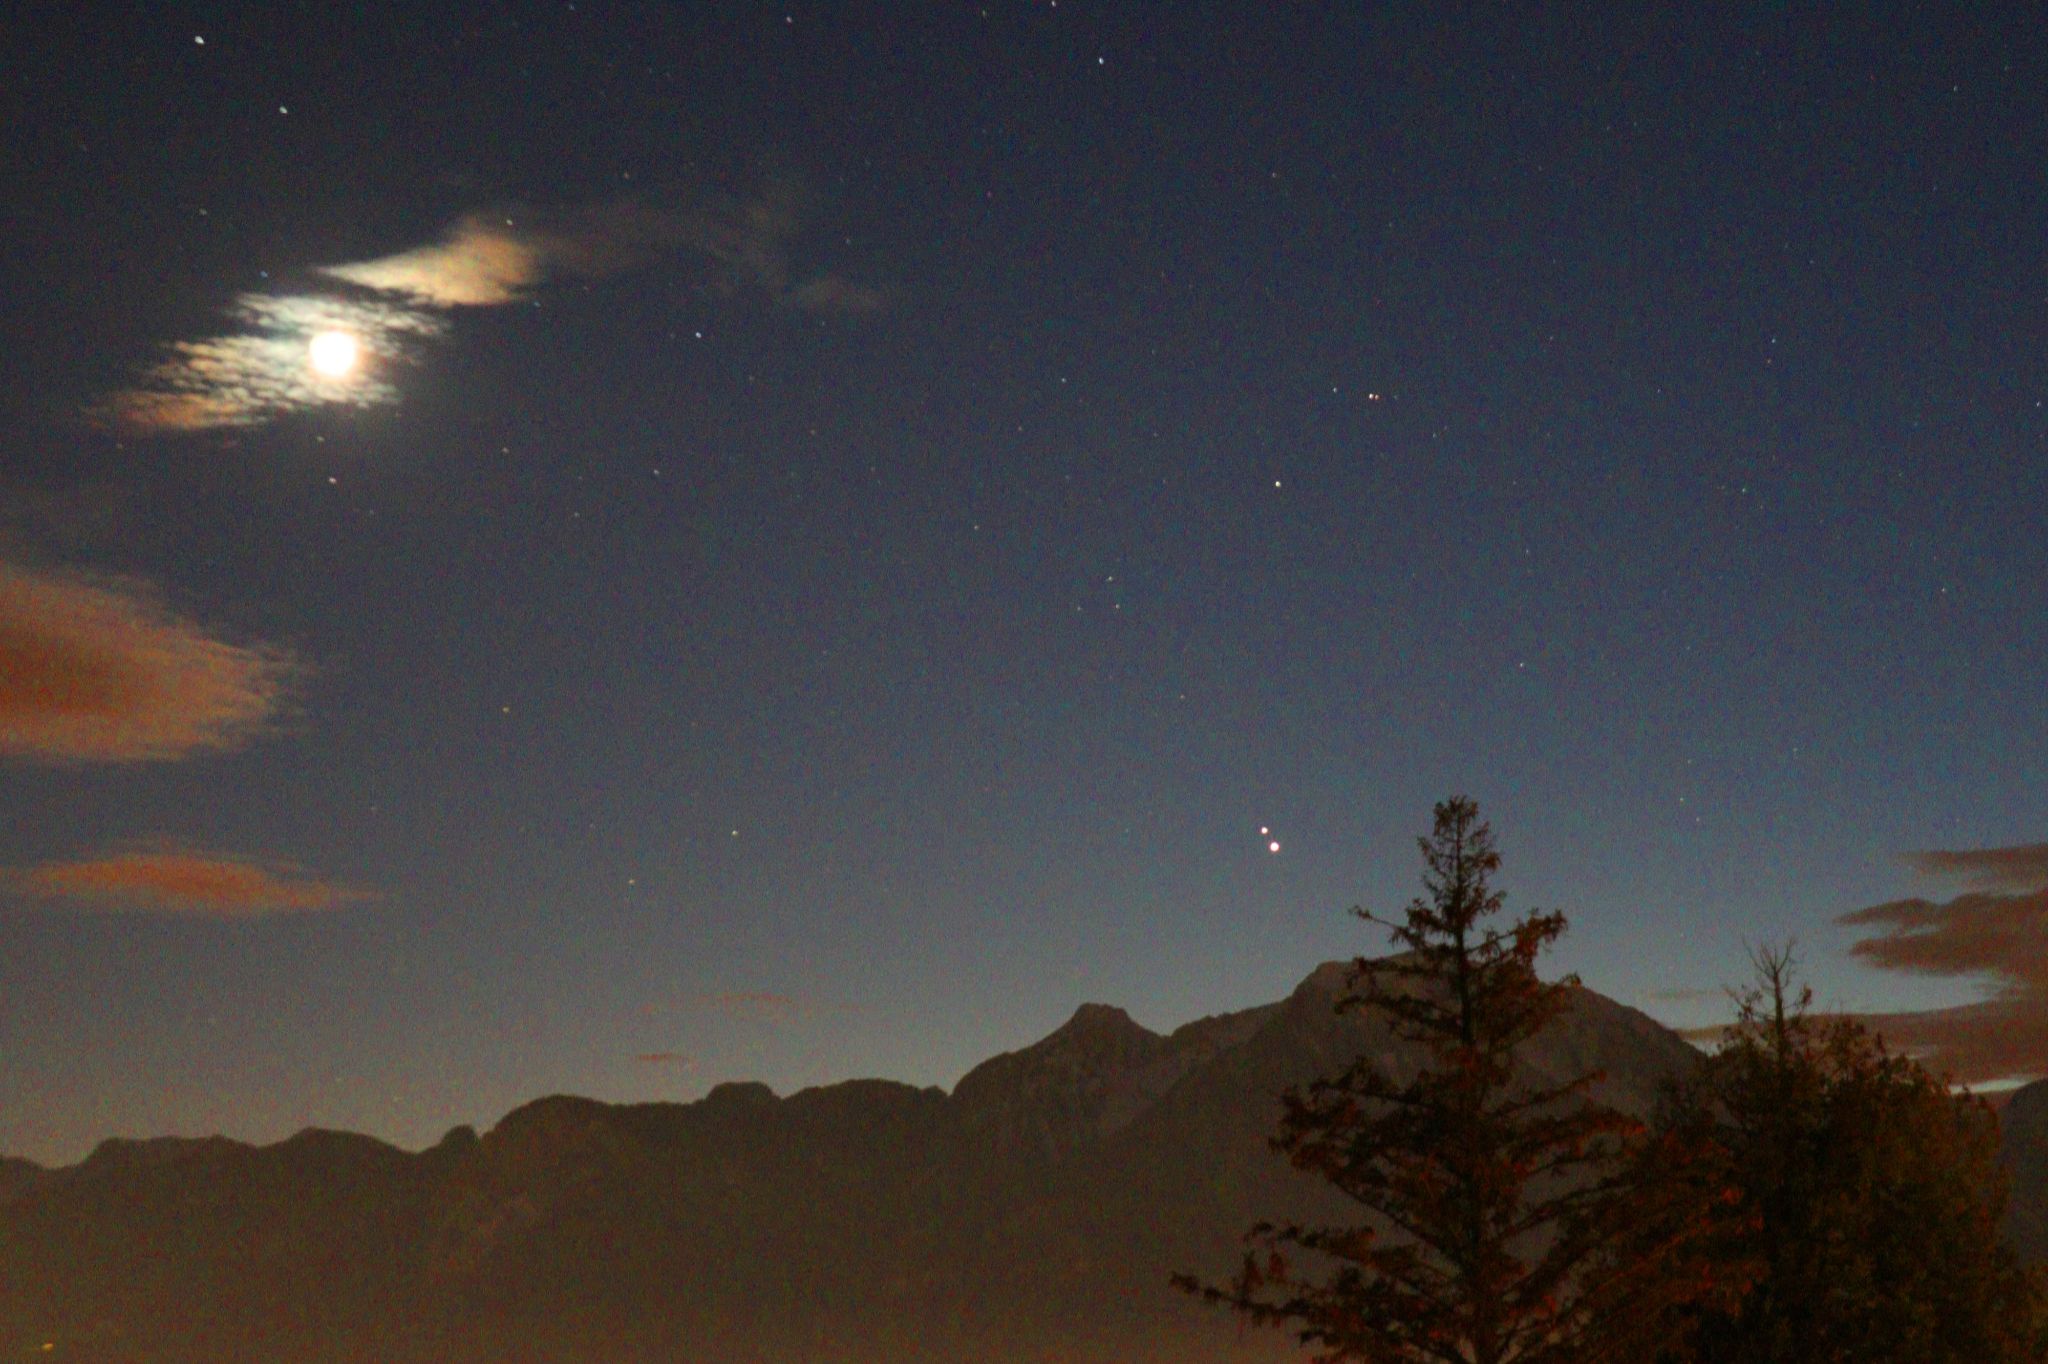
[6,843,371,918]
[90,293,445,435]
[1837,843,2048,1085]
[0,559,293,763]
[96,183,883,434]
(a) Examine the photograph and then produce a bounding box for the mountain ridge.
[3,958,2040,1363]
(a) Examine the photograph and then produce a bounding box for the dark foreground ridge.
[1,961,2037,1363]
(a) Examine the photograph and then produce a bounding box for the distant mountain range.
[2,960,2039,1363]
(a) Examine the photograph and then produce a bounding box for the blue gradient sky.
[1,4,2042,1162]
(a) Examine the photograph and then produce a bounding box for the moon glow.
[308,330,362,378]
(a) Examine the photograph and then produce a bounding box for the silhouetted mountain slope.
[0,1157,44,1209]
[0,961,1777,1362]
[2001,1077,2048,1263]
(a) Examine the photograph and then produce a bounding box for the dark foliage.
[1178,797,1750,1363]
[1672,947,2046,1364]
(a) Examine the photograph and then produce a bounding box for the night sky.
[4,4,2045,1165]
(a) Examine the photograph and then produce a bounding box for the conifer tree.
[1674,947,2045,1364]
[1178,796,1749,1363]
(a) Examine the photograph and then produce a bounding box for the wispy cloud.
[88,293,445,435]
[786,274,887,313]
[321,188,884,312]
[319,198,730,305]
[5,843,371,918]
[97,183,883,434]
[319,213,551,307]
[0,558,293,763]
[1639,985,1725,1005]
[1836,844,2048,1084]
[706,990,806,1024]
[1904,844,2048,893]
[632,1051,698,1069]
[637,988,856,1028]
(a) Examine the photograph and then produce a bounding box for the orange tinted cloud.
[0,560,292,762]
[1837,846,2048,1084]
[1847,998,2046,1088]
[1905,843,2048,892]
[319,189,885,313]
[358,199,754,300]
[707,991,805,1024]
[639,990,817,1025]
[7,845,370,918]
[786,274,888,313]
[319,214,547,306]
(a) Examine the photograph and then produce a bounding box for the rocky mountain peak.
[1043,1002,1159,1057]
[701,1080,778,1110]
[1299,958,1358,996]
[951,1002,1169,1161]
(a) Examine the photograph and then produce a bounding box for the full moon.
[307,330,361,378]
